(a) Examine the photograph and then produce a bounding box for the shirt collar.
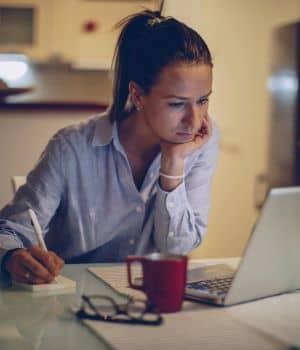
[92,114,114,147]
[91,114,126,156]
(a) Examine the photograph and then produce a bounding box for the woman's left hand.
[159,115,213,192]
[160,114,213,161]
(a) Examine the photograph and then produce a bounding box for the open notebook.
[79,264,300,350]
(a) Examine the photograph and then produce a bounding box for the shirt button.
[169,231,175,237]
[129,239,135,245]
[150,172,154,178]
[136,206,143,213]
[167,201,174,209]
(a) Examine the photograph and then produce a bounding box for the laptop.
[185,187,300,306]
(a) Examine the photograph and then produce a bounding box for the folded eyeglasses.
[76,294,163,326]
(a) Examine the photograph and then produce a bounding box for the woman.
[0,10,218,284]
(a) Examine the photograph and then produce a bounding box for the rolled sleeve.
[153,123,219,255]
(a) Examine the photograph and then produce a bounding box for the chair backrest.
[11,176,26,194]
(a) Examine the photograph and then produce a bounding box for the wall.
[0,110,92,207]
[164,0,300,258]
[0,63,112,208]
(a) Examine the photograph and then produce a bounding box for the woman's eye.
[168,102,184,108]
[197,98,209,106]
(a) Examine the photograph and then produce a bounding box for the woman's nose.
[182,106,202,128]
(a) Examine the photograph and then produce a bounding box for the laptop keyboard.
[186,276,234,295]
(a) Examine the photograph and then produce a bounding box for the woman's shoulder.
[51,112,111,147]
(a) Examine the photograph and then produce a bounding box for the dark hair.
[109,10,212,123]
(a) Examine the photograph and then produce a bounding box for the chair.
[11,176,26,194]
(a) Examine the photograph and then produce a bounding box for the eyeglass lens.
[81,295,162,325]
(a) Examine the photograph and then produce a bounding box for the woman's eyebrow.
[163,90,213,100]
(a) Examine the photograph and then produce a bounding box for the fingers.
[159,115,214,160]
[21,251,55,283]
[5,248,52,283]
[48,251,64,276]
[29,246,64,276]
[13,264,48,284]
[5,247,64,284]
[199,115,212,135]
[195,115,212,142]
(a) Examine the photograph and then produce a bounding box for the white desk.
[0,259,299,350]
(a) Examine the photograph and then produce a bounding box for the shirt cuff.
[0,236,24,279]
[156,180,188,217]
[0,248,21,279]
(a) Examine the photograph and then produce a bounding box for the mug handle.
[126,256,145,290]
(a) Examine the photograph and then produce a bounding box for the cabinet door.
[0,0,54,60]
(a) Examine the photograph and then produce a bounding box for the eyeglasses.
[76,294,163,326]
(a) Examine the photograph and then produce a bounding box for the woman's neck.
[118,111,160,162]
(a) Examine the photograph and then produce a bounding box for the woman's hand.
[159,115,212,192]
[5,246,64,284]
[160,115,212,161]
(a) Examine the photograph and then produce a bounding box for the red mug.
[126,253,188,313]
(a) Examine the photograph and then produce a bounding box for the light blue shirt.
[0,113,219,265]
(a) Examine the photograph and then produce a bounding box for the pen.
[28,208,48,251]
[28,208,58,282]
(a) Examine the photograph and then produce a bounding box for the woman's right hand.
[5,246,64,284]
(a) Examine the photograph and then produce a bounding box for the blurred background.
[0,0,299,259]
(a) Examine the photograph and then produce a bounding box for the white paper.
[84,264,294,350]
[227,292,300,345]
[88,265,146,299]
[12,275,76,294]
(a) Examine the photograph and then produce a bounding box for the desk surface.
[0,259,299,350]
[0,262,116,350]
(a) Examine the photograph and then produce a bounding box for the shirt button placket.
[136,205,143,213]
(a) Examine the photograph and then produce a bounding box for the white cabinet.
[0,0,54,61]
[0,0,159,68]
[53,0,159,69]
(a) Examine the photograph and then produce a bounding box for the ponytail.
[109,11,159,122]
[108,10,212,123]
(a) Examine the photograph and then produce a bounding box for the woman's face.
[138,62,213,144]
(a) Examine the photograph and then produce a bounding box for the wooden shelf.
[0,101,109,111]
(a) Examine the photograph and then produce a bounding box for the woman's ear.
[128,81,144,111]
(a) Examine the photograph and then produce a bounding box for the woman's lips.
[176,132,194,140]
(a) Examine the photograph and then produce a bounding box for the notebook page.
[82,307,284,350]
[227,292,300,345]
[85,265,286,350]
[88,265,146,299]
